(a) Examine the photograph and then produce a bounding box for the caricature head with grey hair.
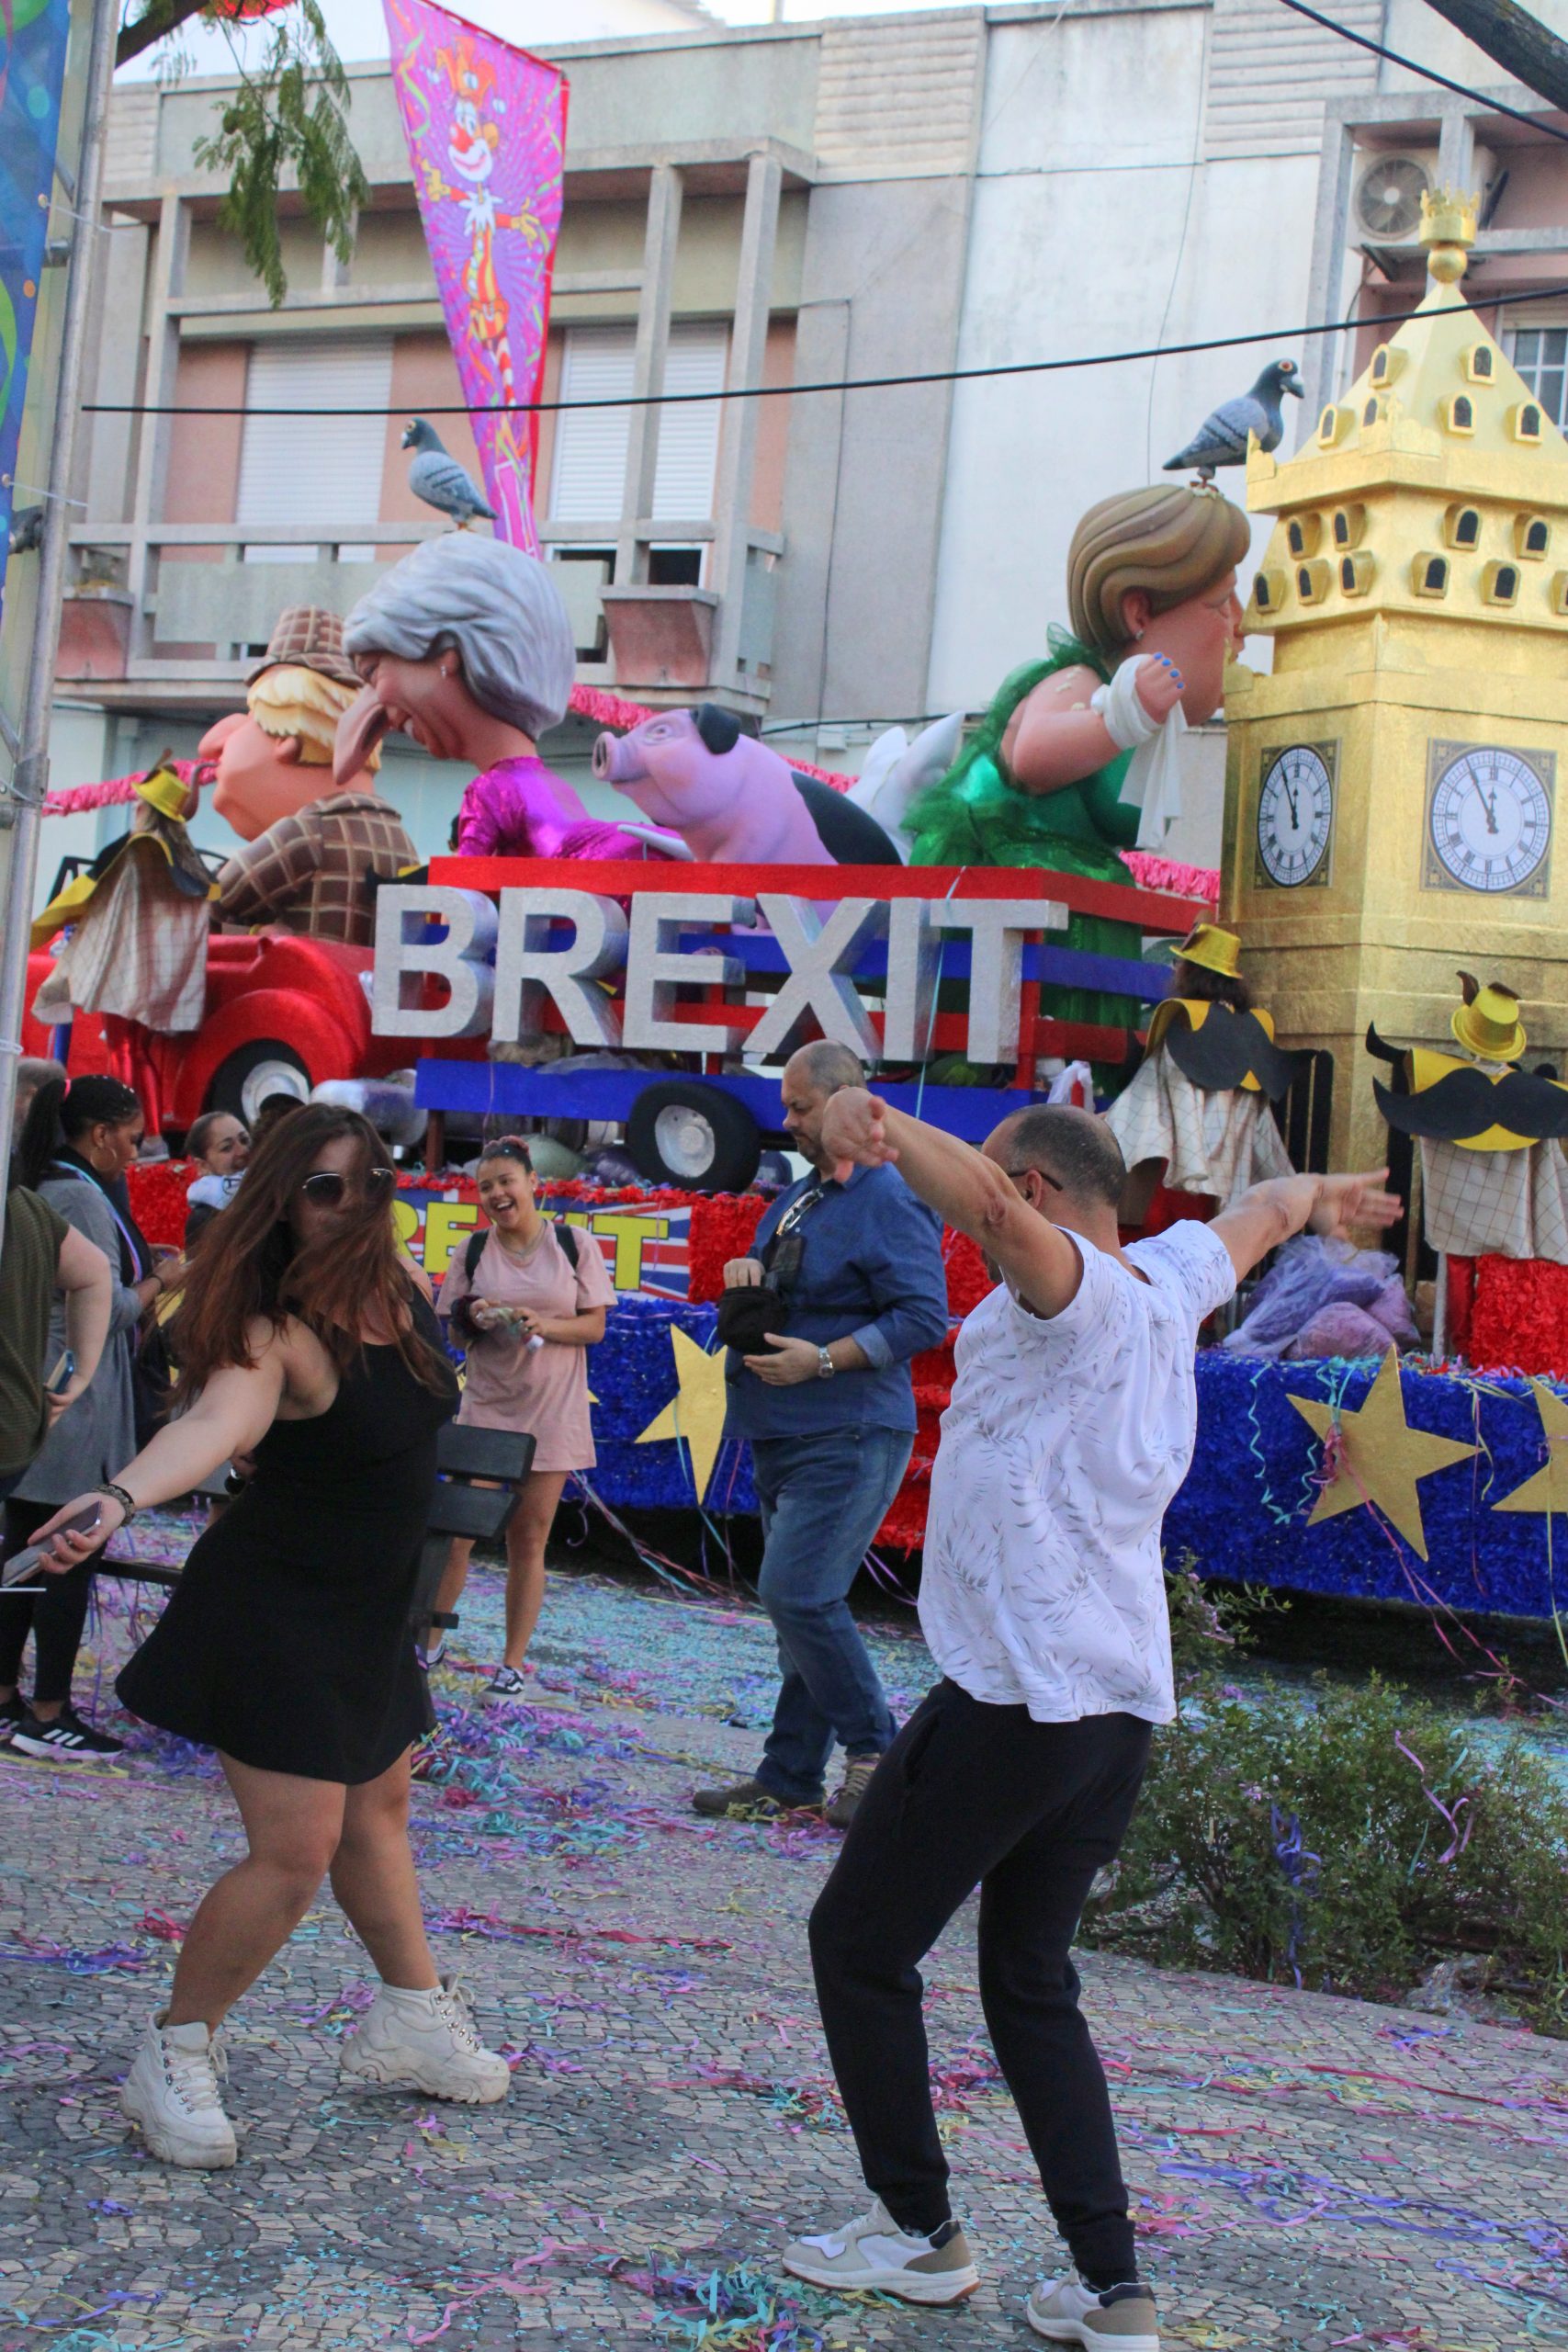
[335,534,576,782]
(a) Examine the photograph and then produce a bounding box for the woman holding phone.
[28,1103,509,2169]
[2,1076,180,1759]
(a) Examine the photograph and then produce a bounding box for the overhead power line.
[79,280,1568,422]
[1277,0,1568,145]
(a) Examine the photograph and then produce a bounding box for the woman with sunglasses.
[28,1104,510,2168]
[431,1136,614,1696]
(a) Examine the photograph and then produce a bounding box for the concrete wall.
[926,5,1316,718]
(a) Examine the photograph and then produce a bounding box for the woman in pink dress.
[434,1138,615,1696]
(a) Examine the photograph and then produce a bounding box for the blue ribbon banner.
[0,0,72,617]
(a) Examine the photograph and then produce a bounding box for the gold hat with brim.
[133,758,195,823]
[1175,922,1242,981]
[1451,976,1527,1065]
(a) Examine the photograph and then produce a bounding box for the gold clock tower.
[1224,188,1568,1169]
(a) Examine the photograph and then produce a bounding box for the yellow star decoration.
[1289,1350,1477,1562]
[1491,1379,1568,1518]
[634,1324,730,1504]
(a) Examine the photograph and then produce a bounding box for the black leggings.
[808,1677,1152,2288]
[0,1498,96,1707]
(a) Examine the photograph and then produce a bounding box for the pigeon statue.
[1164,358,1304,481]
[401,417,496,528]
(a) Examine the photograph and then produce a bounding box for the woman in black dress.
[31,1105,510,2168]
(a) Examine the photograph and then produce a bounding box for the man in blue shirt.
[694,1042,950,1828]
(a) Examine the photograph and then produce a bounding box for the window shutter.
[237,335,394,560]
[549,322,728,530]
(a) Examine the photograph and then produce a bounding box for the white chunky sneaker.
[1027,2275,1160,2348]
[120,2010,238,2169]
[339,1973,510,2104]
[782,2198,979,2305]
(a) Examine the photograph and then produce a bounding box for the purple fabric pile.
[1224,1233,1419,1361]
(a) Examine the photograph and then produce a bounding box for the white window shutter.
[237,335,395,560]
[550,322,728,530]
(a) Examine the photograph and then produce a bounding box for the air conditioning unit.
[1351,147,1495,246]
[1354,152,1438,240]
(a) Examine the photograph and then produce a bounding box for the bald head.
[987,1103,1126,1212]
[781,1041,867,1172]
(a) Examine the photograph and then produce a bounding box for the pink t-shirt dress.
[438,1225,615,1473]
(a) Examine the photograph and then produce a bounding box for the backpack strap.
[553,1219,579,1268]
[463,1227,489,1282]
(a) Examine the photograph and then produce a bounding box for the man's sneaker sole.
[781,2248,979,2305]
[339,2045,510,2104]
[1026,2298,1159,2350]
[120,2078,237,2169]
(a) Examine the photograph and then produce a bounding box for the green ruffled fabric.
[908,630,1145,1031]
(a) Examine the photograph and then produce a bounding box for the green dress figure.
[907,633,1144,1034]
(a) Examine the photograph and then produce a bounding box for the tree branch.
[117,0,212,69]
[1418,0,1568,116]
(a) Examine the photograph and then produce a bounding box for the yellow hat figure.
[1175,923,1242,981]
[1450,972,1527,1065]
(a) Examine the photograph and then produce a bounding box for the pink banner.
[383,0,567,553]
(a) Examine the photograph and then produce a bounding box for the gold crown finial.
[1420,185,1479,285]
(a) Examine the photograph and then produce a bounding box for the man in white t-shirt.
[779,1093,1398,2350]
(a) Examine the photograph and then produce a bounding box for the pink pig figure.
[592,703,900,867]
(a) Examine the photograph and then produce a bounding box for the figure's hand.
[468,1300,503,1332]
[1307,1169,1403,1241]
[741,1334,822,1386]
[1134,652,1185,721]
[46,1374,90,1428]
[722,1258,763,1289]
[27,1491,121,1572]
[819,1088,896,1185]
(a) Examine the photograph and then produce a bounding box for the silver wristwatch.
[817,1345,837,1379]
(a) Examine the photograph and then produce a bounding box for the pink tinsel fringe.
[43,761,199,818]
[1120,848,1219,905]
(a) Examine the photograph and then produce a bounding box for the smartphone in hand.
[1,1502,104,1588]
[46,1350,76,1394]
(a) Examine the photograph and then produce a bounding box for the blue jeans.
[750,1425,912,1804]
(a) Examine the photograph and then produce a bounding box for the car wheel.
[626,1080,761,1193]
[209,1042,311,1128]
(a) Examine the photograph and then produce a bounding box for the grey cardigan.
[12,1171,144,1506]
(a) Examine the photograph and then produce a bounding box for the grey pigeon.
[1164,358,1304,481]
[401,417,496,527]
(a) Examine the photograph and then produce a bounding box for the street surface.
[1,1520,1562,2350]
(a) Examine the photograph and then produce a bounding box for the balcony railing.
[61,518,784,712]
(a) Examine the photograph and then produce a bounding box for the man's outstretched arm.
[819,1089,1085,1318]
[1212,1169,1403,1284]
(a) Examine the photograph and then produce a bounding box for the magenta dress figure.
[454,755,660,862]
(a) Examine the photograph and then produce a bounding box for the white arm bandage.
[1090,656,1189,850]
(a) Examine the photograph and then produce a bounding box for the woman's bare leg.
[165,1757,344,2030]
[330,1747,438,1990]
[501,1471,568,1668]
[431,1535,475,1629]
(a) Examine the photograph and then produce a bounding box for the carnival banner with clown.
[383,0,567,555]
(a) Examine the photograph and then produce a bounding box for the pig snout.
[592,730,647,785]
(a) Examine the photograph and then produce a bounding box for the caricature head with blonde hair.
[1067,482,1251,722]
[201,607,386,843]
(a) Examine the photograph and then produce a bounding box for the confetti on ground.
[0,1522,1562,2348]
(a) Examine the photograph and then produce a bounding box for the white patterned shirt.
[918,1219,1236,1725]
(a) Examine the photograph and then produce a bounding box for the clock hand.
[1283,780,1301,829]
[1482,786,1499,835]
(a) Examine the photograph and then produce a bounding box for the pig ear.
[694,703,742,756]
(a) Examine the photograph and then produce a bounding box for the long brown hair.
[172,1103,449,1393]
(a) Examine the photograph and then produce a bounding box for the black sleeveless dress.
[118,1295,457,1782]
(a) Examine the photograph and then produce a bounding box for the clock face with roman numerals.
[1256,742,1337,888]
[1424,742,1554,897]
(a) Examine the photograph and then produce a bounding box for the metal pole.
[0,0,118,1259]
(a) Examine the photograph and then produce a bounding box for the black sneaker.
[483,1664,526,1702]
[10,1704,124,1762]
[0,1694,26,1747]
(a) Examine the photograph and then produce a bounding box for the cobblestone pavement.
[2,1524,1565,2352]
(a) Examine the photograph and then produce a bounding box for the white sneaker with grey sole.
[1027,2275,1160,2348]
[340,1973,511,2104]
[120,2010,238,2168]
[782,2199,979,2304]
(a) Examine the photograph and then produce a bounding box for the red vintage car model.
[22,930,415,1137]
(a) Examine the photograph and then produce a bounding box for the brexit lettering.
[370,883,1069,1067]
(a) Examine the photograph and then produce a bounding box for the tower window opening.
[1445,394,1475,435]
[1413,553,1450,597]
[1483,560,1520,605]
[1443,505,1481,549]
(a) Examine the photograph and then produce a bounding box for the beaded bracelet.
[95,1481,139,1526]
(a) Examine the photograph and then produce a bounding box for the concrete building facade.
[38,0,1568,894]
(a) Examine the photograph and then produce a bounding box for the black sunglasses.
[1003,1163,1065,1193]
[299,1166,396,1207]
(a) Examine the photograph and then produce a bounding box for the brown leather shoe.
[825,1755,880,1828]
[690,1776,821,1819]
